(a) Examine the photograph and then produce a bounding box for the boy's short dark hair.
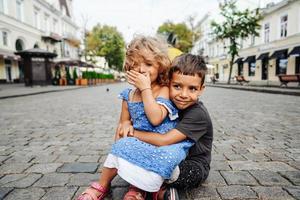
[169,53,207,86]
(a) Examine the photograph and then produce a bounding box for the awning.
[42,33,62,42]
[234,57,244,63]
[15,48,57,58]
[0,49,20,60]
[244,56,256,62]
[270,49,288,59]
[288,46,300,56]
[257,52,269,60]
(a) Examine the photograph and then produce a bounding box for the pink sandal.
[77,182,109,200]
[123,185,146,200]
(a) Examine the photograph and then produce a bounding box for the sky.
[73,0,281,43]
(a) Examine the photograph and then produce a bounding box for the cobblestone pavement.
[0,82,299,200]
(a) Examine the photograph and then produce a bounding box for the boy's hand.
[115,122,134,141]
[127,70,151,91]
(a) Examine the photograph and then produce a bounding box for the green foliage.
[81,71,114,79]
[211,0,262,83]
[157,21,194,52]
[54,66,61,79]
[73,68,78,80]
[66,66,71,80]
[86,24,125,71]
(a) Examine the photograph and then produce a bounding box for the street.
[0,82,299,200]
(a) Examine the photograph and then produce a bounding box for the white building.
[192,0,300,85]
[0,0,80,83]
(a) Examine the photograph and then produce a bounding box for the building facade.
[192,0,300,85]
[0,0,80,83]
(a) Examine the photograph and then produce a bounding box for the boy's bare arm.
[132,129,187,147]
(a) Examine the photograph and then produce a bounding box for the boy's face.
[169,72,205,110]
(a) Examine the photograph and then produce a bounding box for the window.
[53,18,58,33]
[2,31,8,46]
[16,0,23,21]
[44,14,50,32]
[0,0,4,13]
[264,23,270,43]
[248,61,256,76]
[280,15,288,38]
[34,8,40,29]
[277,58,288,75]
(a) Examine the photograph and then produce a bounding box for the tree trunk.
[227,57,234,84]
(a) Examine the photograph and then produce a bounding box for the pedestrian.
[126,53,213,200]
[77,36,194,200]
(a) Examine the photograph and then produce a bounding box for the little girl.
[78,36,193,200]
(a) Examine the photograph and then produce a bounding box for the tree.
[157,21,194,53]
[86,24,125,71]
[186,15,201,45]
[211,0,262,84]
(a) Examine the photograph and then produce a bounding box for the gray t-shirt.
[175,101,213,168]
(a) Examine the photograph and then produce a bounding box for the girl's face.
[132,60,160,84]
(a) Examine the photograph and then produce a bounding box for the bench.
[278,74,300,87]
[235,75,249,85]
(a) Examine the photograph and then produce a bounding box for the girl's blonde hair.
[124,36,171,85]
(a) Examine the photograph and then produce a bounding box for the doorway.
[296,56,300,74]
[261,58,268,80]
[5,59,12,83]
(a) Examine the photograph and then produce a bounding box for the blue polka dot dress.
[111,88,194,179]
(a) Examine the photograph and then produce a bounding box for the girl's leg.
[78,167,117,200]
[99,167,118,188]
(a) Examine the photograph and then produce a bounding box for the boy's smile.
[169,72,204,110]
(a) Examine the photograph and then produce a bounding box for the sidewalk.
[207,82,300,96]
[1,82,299,100]
[0,84,86,99]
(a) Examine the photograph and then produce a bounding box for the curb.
[207,84,300,96]
[0,82,122,100]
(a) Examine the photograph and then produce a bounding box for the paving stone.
[252,186,294,200]
[4,187,45,200]
[283,186,300,200]
[0,156,10,163]
[111,176,130,188]
[223,152,246,161]
[0,187,13,199]
[202,171,227,187]
[188,186,221,199]
[220,171,258,185]
[279,171,300,185]
[77,155,100,163]
[58,163,99,173]
[55,154,79,163]
[68,173,99,186]
[249,170,291,186]
[0,163,32,175]
[210,161,231,171]
[41,186,78,200]
[25,163,63,173]
[242,153,270,161]
[33,173,71,187]
[0,173,42,188]
[217,185,257,200]
[32,155,58,163]
[263,161,297,172]
[111,187,128,200]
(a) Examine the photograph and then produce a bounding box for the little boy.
[126,53,213,199]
